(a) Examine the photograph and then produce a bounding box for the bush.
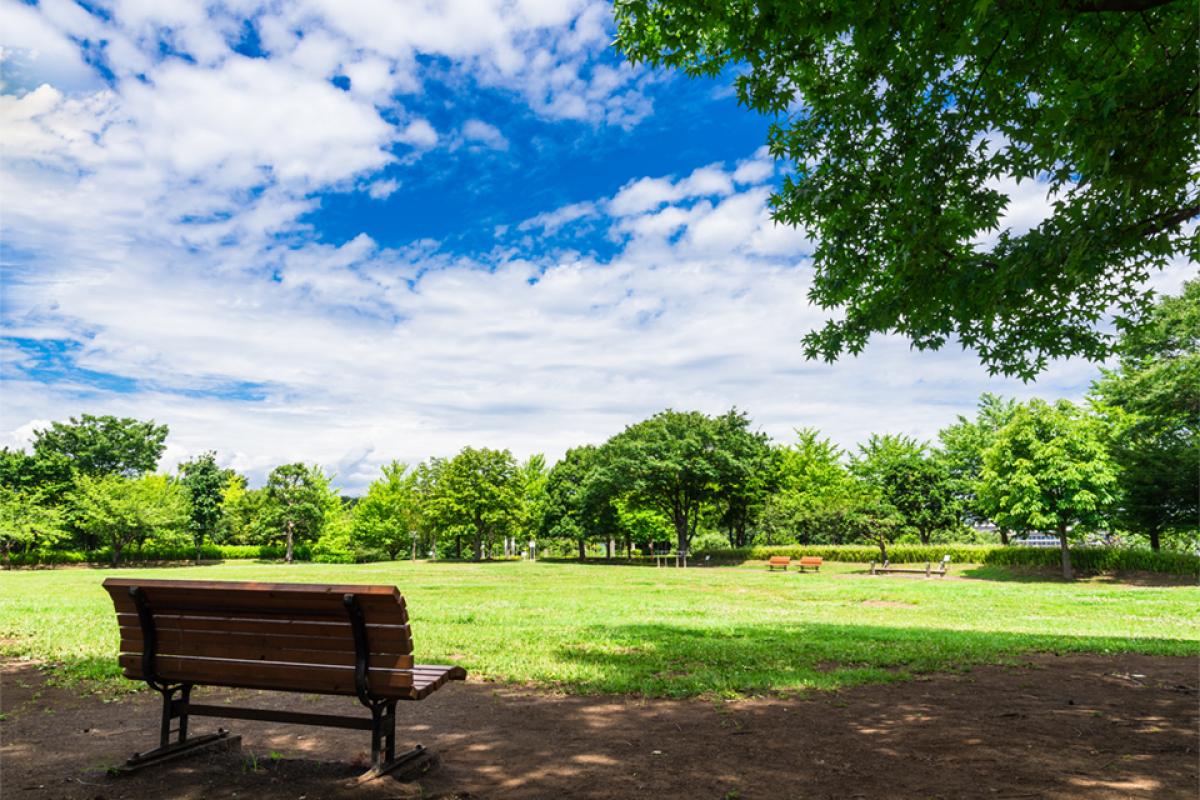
[692,543,1200,575]
[981,546,1199,575]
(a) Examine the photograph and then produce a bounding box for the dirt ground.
[2,654,1196,800]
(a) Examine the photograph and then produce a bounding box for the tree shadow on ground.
[551,621,1194,697]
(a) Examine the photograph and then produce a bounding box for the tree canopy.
[614,0,1198,378]
[980,399,1119,578]
[31,414,168,477]
[178,452,228,561]
[1091,279,1199,550]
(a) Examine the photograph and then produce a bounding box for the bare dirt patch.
[2,654,1196,799]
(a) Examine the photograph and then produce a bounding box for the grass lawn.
[1,560,1196,698]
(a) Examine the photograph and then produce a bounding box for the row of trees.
[2,284,1195,577]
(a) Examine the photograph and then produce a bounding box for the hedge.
[691,544,1200,575]
[5,543,316,567]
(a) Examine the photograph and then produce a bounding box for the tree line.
[2,283,1195,578]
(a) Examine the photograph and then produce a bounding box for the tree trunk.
[1058,525,1073,580]
[284,520,294,563]
[1149,526,1161,552]
[578,538,586,560]
[876,535,887,563]
[112,539,122,567]
[998,527,1010,545]
[605,538,612,559]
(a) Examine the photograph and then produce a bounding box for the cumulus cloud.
[460,118,509,151]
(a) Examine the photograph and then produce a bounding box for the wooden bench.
[767,556,791,571]
[102,578,465,779]
[870,555,951,578]
[797,556,823,572]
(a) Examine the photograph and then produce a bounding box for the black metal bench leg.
[358,700,431,782]
[118,684,238,774]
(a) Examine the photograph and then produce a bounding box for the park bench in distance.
[797,556,823,572]
[767,556,791,571]
[102,578,466,780]
[870,555,951,578]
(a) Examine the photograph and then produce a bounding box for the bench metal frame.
[124,586,427,780]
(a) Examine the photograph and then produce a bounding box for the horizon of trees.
[2,284,1196,577]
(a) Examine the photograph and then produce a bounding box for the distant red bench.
[798,556,823,572]
[767,556,791,571]
[103,578,465,779]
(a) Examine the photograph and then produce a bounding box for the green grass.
[1,560,1197,698]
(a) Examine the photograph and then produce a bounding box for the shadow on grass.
[552,621,1196,698]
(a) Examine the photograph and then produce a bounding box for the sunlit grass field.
[1,560,1196,697]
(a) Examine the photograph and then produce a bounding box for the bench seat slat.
[118,654,416,697]
[117,655,465,701]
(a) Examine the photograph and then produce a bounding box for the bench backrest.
[768,556,791,565]
[799,556,823,565]
[103,578,415,698]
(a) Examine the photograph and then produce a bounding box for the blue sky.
[1,0,1184,491]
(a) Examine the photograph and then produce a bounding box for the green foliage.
[352,461,421,559]
[540,445,622,558]
[263,463,333,562]
[425,447,522,560]
[980,400,1120,578]
[852,434,960,546]
[614,1,1198,378]
[603,408,765,552]
[178,452,228,560]
[937,394,1019,536]
[1092,280,1200,551]
[68,473,189,565]
[0,488,65,564]
[32,414,168,477]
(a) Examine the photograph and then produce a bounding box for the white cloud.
[460,118,509,151]
[517,201,598,235]
[367,178,400,199]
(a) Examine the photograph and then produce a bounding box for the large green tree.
[1092,280,1198,551]
[32,414,168,477]
[758,429,855,545]
[980,399,1119,578]
[69,473,188,565]
[852,435,960,544]
[603,409,762,554]
[353,461,422,559]
[615,1,1198,378]
[178,452,228,561]
[264,463,331,563]
[426,447,522,561]
[540,445,622,559]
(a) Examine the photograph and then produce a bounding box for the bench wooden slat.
[105,582,407,623]
[118,654,419,698]
[115,614,413,654]
[119,631,415,670]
